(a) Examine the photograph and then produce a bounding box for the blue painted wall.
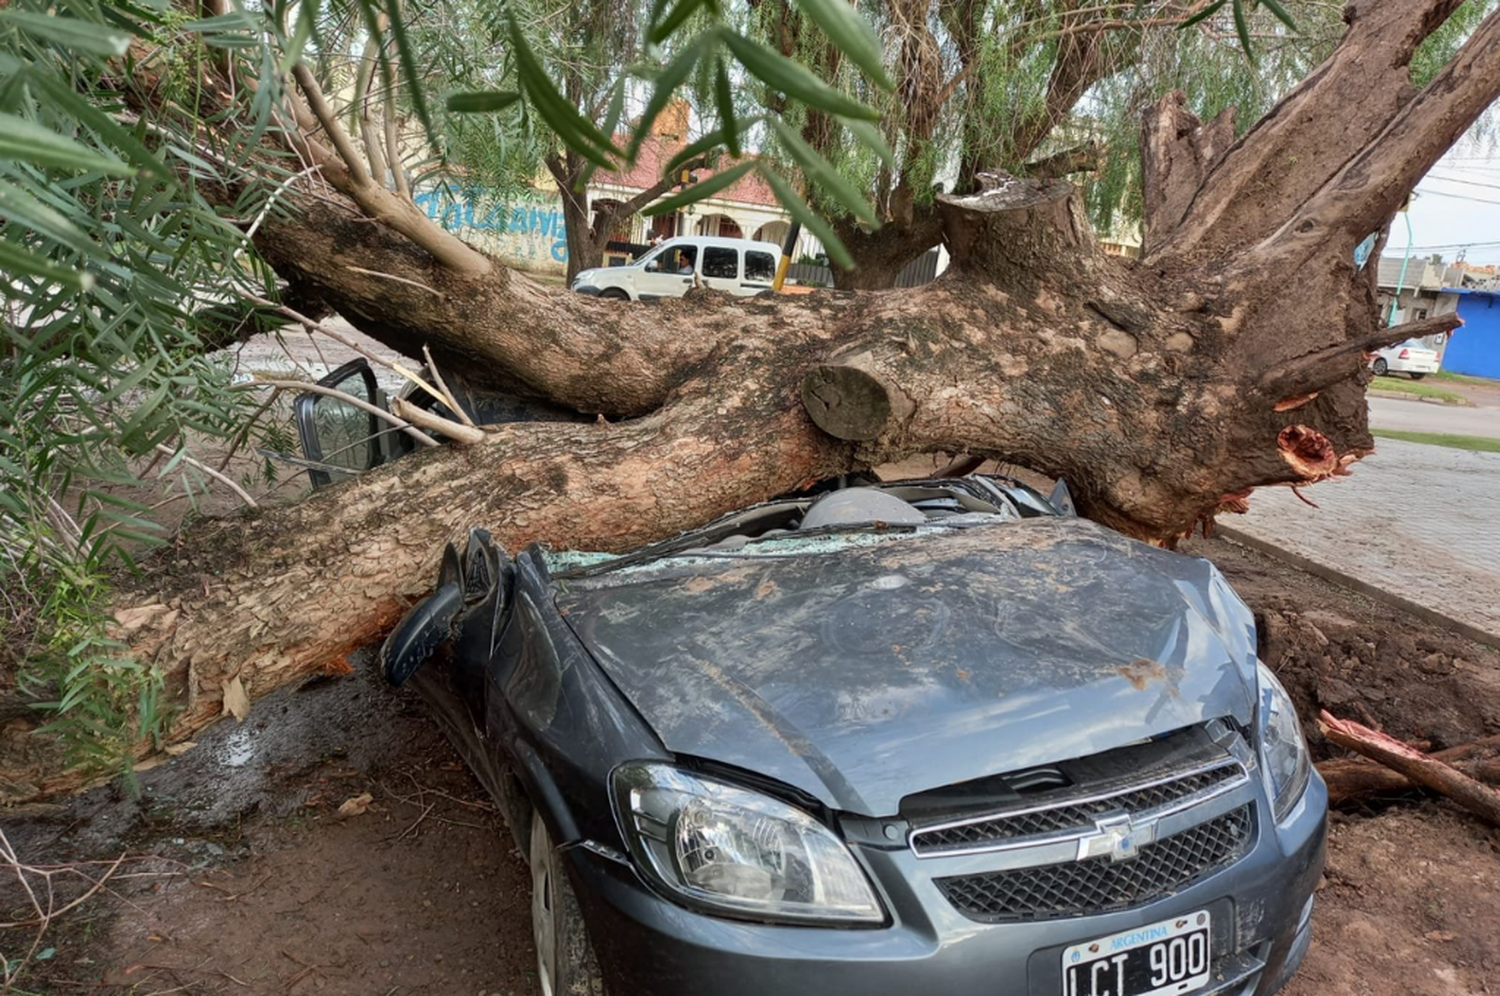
[1443,290,1500,379]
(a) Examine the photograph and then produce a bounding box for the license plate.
[1062,911,1211,996]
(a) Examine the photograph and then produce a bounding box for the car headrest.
[800,487,927,530]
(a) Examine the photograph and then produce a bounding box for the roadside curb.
[1214,525,1500,652]
[1367,388,1471,407]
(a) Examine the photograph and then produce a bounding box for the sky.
[1388,142,1500,267]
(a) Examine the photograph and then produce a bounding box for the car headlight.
[612,761,884,925]
[1257,661,1311,822]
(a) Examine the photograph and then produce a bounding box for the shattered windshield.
[541,480,1055,581]
[544,513,1015,581]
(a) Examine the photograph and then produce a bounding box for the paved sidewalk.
[1225,438,1500,644]
[1368,395,1500,438]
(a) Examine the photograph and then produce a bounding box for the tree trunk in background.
[550,154,598,285]
[6,0,1499,799]
[828,210,944,290]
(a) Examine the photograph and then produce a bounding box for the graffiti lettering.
[413,185,569,267]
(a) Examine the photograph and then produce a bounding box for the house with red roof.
[414,101,820,276]
[587,102,811,264]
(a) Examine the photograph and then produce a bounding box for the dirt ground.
[2,654,537,995]
[4,534,1500,996]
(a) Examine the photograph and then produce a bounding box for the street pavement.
[1369,395,1500,439]
[1229,417,1500,641]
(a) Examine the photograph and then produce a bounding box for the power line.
[1384,238,1500,253]
[1427,172,1500,191]
[1413,187,1500,207]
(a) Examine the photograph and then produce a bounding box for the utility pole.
[772,222,802,293]
[1387,193,1414,326]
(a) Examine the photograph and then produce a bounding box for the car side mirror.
[644,261,660,272]
[1048,477,1077,516]
[294,358,383,489]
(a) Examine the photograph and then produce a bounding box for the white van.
[570,236,783,301]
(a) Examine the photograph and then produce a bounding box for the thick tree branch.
[1264,8,1500,261]
[384,98,411,201]
[286,65,491,275]
[1153,0,1476,262]
[1025,141,1102,180]
[353,29,389,186]
[1259,313,1462,400]
[1009,17,1130,165]
[614,158,706,220]
[292,63,373,189]
[1320,710,1500,827]
[390,396,485,443]
[249,197,833,411]
[1140,94,1235,252]
[828,210,944,289]
[1321,734,1500,803]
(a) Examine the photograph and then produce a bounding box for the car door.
[700,245,741,295]
[741,248,777,296]
[635,243,695,300]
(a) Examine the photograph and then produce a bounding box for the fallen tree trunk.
[1319,734,1500,803]
[7,0,1500,800]
[1319,712,1500,827]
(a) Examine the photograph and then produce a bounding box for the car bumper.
[1386,357,1439,373]
[566,775,1327,996]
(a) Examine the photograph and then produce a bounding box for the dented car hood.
[555,517,1258,816]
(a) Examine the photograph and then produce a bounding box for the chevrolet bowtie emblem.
[1077,812,1158,863]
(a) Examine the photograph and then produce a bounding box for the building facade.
[1441,289,1500,379]
[413,104,822,277]
[1374,256,1463,325]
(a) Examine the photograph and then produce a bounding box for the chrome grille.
[911,760,1246,856]
[936,804,1253,922]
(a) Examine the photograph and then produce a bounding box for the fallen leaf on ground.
[221,676,250,722]
[338,792,374,817]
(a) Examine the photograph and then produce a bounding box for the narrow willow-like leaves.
[761,166,852,269]
[722,30,881,121]
[642,159,757,214]
[793,0,891,89]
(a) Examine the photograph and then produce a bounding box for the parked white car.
[571,236,783,301]
[1369,339,1440,379]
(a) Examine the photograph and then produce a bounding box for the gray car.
[377,474,1326,996]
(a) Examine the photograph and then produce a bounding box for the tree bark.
[1320,734,1500,804]
[549,152,596,284]
[11,1,1500,798]
[1319,712,1500,827]
[827,210,944,290]
[553,150,706,282]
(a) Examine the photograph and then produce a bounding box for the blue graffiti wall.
[413,184,568,271]
[1445,290,1500,379]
